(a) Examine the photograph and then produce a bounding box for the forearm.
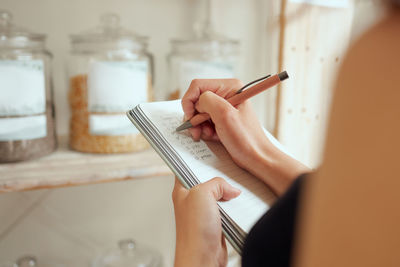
[249,146,311,196]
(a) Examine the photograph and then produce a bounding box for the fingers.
[236,99,253,113]
[200,121,216,141]
[173,176,240,203]
[189,119,218,142]
[181,79,242,142]
[188,126,202,141]
[181,79,243,120]
[199,177,241,201]
[225,87,239,99]
[172,177,188,204]
[196,91,238,126]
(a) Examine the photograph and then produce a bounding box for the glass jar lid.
[91,239,162,267]
[0,10,46,49]
[16,256,37,267]
[170,36,239,57]
[170,22,239,57]
[70,13,148,52]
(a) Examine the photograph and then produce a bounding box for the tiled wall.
[0,176,176,266]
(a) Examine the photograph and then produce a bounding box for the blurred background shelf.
[0,137,172,193]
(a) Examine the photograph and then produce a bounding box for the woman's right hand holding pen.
[182,79,310,195]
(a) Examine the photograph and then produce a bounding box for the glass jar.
[0,10,56,163]
[68,13,153,153]
[167,33,240,100]
[16,256,41,267]
[91,239,162,267]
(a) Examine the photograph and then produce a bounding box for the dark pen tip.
[278,71,289,81]
[176,121,193,132]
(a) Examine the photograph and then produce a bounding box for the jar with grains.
[0,10,57,163]
[68,13,153,153]
[166,22,240,100]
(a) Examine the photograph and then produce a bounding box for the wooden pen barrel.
[189,74,282,127]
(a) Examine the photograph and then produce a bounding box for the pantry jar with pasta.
[68,13,153,153]
[167,32,240,100]
[0,10,56,163]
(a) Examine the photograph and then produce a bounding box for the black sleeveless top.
[241,175,306,267]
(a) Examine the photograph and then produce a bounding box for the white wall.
[351,0,386,41]
[0,0,270,135]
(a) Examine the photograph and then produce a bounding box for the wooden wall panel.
[276,2,354,167]
[258,0,282,132]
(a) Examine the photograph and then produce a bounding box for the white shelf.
[0,138,172,193]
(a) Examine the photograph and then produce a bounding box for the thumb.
[201,177,241,201]
[195,91,237,125]
[172,177,188,204]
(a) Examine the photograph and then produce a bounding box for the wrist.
[251,144,310,195]
[175,251,217,267]
[175,240,219,267]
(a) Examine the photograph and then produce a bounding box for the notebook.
[127,100,292,253]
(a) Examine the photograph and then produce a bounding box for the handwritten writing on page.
[141,100,277,232]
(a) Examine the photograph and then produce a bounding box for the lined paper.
[140,100,277,232]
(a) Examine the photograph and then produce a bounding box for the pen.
[176,71,289,132]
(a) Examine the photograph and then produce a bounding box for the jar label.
[179,61,235,96]
[89,114,139,136]
[87,61,148,112]
[0,60,46,116]
[0,115,47,141]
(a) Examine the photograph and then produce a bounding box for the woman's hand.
[182,79,310,195]
[182,79,271,168]
[172,177,241,267]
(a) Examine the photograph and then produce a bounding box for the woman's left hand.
[172,177,241,267]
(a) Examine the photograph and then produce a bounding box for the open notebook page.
[140,100,291,233]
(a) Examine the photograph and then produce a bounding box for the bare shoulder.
[351,10,400,51]
[331,11,400,120]
[321,10,400,177]
[339,10,400,90]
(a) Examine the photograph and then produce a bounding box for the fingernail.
[233,187,241,194]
